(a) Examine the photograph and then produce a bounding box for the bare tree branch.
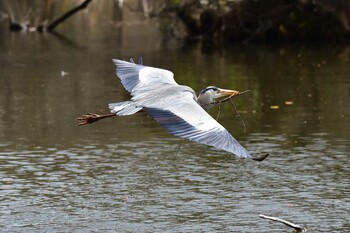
[46,0,93,31]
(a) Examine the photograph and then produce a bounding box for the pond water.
[0,1,349,232]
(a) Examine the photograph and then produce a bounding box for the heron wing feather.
[112,59,177,93]
[143,92,251,158]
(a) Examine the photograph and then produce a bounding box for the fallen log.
[8,0,93,32]
[46,0,93,31]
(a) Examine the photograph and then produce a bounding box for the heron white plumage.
[77,59,268,161]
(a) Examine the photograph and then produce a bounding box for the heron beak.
[217,88,240,98]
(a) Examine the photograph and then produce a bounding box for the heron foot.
[76,113,102,126]
[76,113,115,126]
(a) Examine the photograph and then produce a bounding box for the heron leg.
[76,113,116,126]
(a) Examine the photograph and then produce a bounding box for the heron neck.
[197,95,215,111]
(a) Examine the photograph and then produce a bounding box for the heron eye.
[201,87,219,94]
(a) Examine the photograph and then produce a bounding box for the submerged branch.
[259,214,308,232]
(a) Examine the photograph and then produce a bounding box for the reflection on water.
[0,1,350,232]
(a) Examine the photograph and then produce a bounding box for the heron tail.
[108,101,142,116]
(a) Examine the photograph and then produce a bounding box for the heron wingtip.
[251,153,269,162]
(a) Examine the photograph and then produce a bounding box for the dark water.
[0,1,349,232]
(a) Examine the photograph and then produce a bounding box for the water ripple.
[0,133,349,232]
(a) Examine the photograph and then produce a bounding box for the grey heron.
[77,59,268,161]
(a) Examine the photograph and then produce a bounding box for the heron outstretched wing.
[142,90,251,159]
[112,59,177,93]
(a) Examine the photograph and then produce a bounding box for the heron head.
[197,86,240,110]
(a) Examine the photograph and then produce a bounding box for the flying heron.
[77,59,268,161]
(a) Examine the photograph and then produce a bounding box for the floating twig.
[259,214,308,232]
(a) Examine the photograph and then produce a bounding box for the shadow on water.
[0,1,349,232]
